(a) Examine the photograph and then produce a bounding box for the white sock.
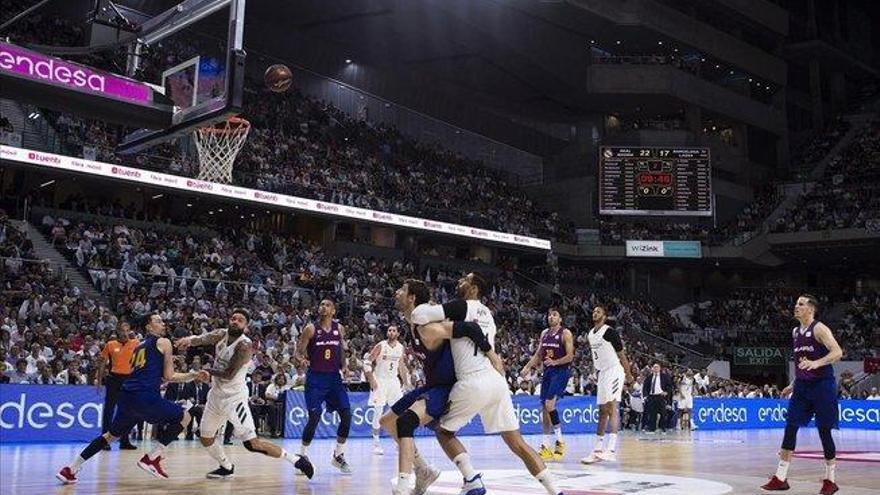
[299,444,309,456]
[554,425,563,443]
[535,468,560,495]
[607,433,618,452]
[776,459,790,481]
[453,452,477,480]
[372,431,380,444]
[542,434,551,447]
[372,406,382,432]
[281,449,301,466]
[70,456,86,472]
[205,442,232,470]
[413,450,428,471]
[147,445,164,461]
[334,441,346,457]
[592,435,604,452]
[398,472,415,488]
[825,462,836,483]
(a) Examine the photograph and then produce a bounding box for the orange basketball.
[264,64,293,93]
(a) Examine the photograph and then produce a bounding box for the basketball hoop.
[193,116,250,184]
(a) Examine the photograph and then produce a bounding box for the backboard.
[115,0,246,154]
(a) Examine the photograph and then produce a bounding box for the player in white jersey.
[678,369,695,431]
[581,305,632,465]
[412,272,562,495]
[175,308,314,480]
[366,325,409,455]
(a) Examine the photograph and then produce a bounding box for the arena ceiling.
[120,0,692,140]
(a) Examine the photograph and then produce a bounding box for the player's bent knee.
[396,410,420,438]
[199,436,215,447]
[380,411,396,425]
[242,439,269,455]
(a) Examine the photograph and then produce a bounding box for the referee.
[94,321,139,450]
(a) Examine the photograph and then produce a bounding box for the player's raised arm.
[176,329,226,351]
[207,340,253,380]
[158,338,202,383]
[799,323,843,370]
[411,299,469,325]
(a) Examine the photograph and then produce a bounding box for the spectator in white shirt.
[867,387,880,400]
[25,344,47,374]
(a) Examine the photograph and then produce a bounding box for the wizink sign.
[0,41,151,104]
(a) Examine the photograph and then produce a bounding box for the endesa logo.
[691,398,880,430]
[0,50,107,92]
[698,402,749,424]
[186,179,214,191]
[0,385,105,442]
[27,151,61,164]
[839,404,880,425]
[110,166,140,178]
[0,393,102,429]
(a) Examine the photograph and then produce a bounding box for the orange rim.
[196,116,250,135]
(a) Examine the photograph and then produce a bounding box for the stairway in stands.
[763,114,873,229]
[12,220,109,306]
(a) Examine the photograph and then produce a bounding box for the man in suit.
[179,380,210,440]
[642,363,673,433]
[248,373,270,435]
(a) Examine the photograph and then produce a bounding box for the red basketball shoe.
[137,454,169,479]
[819,479,839,495]
[761,475,790,491]
[55,466,78,484]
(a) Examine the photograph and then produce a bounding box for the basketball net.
[193,116,250,184]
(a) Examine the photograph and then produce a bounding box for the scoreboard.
[598,146,712,217]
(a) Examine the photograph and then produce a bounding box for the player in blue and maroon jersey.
[762,294,843,495]
[56,313,207,484]
[295,298,353,475]
[519,308,575,461]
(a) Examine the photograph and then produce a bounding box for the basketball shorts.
[596,365,625,405]
[787,377,839,429]
[440,368,519,434]
[540,366,571,404]
[391,383,453,427]
[199,391,257,441]
[369,378,404,408]
[679,395,694,410]
[305,370,351,413]
[108,389,183,437]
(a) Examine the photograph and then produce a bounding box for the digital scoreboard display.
[598,146,712,217]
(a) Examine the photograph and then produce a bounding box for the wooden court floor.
[1,429,878,494]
